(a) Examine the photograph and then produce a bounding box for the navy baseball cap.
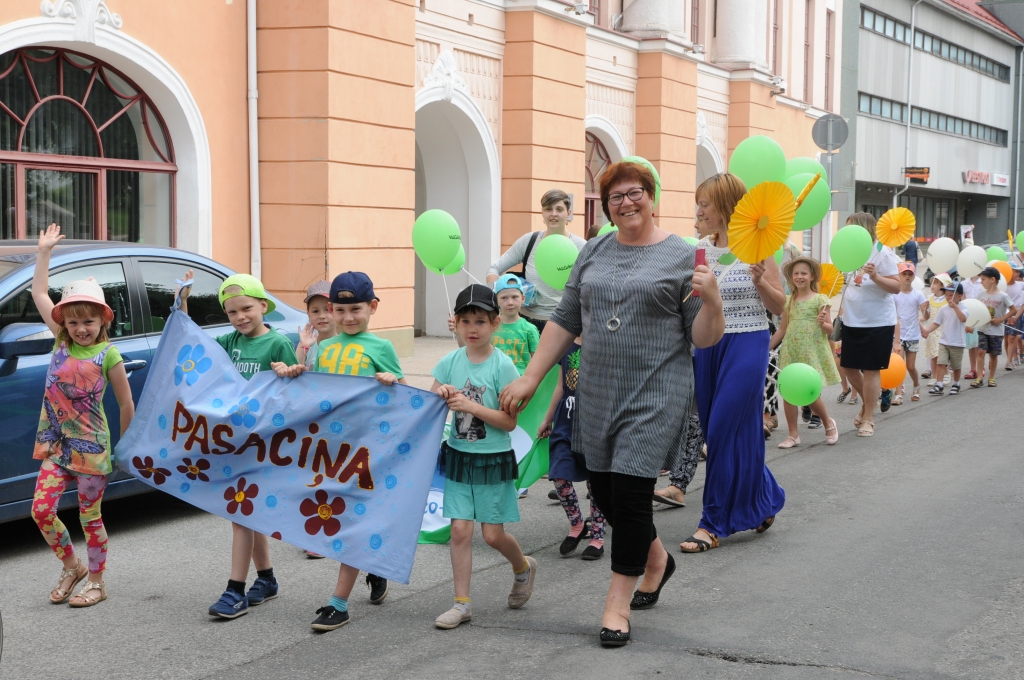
[329,272,378,304]
[454,284,497,314]
[943,282,964,295]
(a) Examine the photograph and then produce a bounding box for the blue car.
[0,241,308,523]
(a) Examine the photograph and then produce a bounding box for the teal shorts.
[442,477,520,525]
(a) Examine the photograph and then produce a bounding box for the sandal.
[970,378,984,388]
[50,558,87,604]
[652,486,686,508]
[849,396,860,405]
[911,387,920,402]
[68,580,107,608]
[892,394,903,405]
[989,378,997,387]
[857,421,875,437]
[964,371,977,380]
[756,516,775,533]
[777,436,800,449]
[836,388,851,403]
[680,530,719,553]
[825,418,838,445]
[853,416,863,428]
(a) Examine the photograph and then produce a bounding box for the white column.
[713,0,769,69]
[620,0,686,40]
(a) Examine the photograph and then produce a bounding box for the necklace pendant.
[606,316,621,332]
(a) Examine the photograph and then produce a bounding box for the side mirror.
[0,323,54,377]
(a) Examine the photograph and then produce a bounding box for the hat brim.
[221,292,276,315]
[303,292,330,304]
[454,301,497,314]
[52,296,115,325]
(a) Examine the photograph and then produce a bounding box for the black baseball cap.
[454,284,497,314]
[329,272,379,304]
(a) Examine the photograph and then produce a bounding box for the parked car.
[0,241,307,523]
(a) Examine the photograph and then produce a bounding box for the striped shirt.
[488,231,587,320]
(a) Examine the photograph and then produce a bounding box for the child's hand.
[38,223,64,252]
[447,314,456,333]
[537,417,553,439]
[375,372,398,386]
[445,391,474,413]
[175,268,194,302]
[298,323,317,349]
[436,384,458,400]
[272,362,306,378]
[920,324,930,338]
[817,305,830,326]
[965,325,974,334]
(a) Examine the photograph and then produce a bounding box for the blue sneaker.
[246,576,279,606]
[208,588,248,619]
[880,389,892,412]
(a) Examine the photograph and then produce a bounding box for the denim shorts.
[901,339,920,354]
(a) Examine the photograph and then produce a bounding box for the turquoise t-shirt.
[492,317,540,374]
[432,347,520,454]
[315,331,404,377]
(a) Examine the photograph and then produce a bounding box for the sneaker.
[517,488,529,499]
[310,605,350,631]
[508,556,537,609]
[801,406,812,423]
[921,371,932,379]
[927,378,937,386]
[366,574,389,604]
[807,415,822,429]
[435,606,472,629]
[547,489,559,501]
[558,532,585,557]
[949,383,961,395]
[305,550,325,559]
[208,588,249,619]
[880,389,892,412]
[246,577,278,606]
[581,544,605,561]
[849,396,860,406]
[928,385,944,395]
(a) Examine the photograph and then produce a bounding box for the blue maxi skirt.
[695,330,786,537]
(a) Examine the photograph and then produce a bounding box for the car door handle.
[123,359,148,372]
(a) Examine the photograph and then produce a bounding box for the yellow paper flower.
[876,207,916,248]
[727,181,797,264]
[819,263,845,298]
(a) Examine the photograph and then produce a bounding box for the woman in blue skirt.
[682,173,787,552]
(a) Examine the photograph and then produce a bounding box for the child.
[1003,265,1024,368]
[179,269,299,619]
[970,266,1017,388]
[961,274,983,380]
[770,257,840,448]
[310,271,404,631]
[432,284,536,629]
[491,274,540,375]
[920,282,967,395]
[537,338,605,560]
[921,274,950,384]
[893,262,926,402]
[29,224,135,608]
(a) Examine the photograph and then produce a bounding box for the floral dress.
[779,293,841,386]
[924,294,946,359]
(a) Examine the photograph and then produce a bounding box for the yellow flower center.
[234,491,245,503]
[182,359,195,372]
[188,465,199,475]
[756,215,770,230]
[318,504,332,521]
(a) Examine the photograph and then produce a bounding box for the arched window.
[584,131,611,237]
[0,48,175,244]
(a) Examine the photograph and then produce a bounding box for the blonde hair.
[695,173,747,237]
[782,256,822,315]
[56,301,111,346]
[845,212,878,241]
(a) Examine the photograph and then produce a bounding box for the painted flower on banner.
[132,456,171,485]
[229,396,261,428]
[176,457,211,482]
[174,344,213,386]
[300,489,346,536]
[224,478,259,516]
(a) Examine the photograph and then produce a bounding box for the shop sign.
[992,173,1010,187]
[962,169,990,184]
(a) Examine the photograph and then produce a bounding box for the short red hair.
[599,162,657,221]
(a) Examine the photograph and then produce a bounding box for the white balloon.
[911,276,925,291]
[999,276,1007,292]
[957,245,988,278]
[962,298,990,329]
[926,237,959,274]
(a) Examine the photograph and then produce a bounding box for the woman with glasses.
[679,172,787,555]
[499,162,725,646]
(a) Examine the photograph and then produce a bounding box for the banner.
[115,310,448,584]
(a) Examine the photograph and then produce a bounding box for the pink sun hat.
[51,277,114,325]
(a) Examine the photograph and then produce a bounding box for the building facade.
[849,0,1021,247]
[0,0,843,350]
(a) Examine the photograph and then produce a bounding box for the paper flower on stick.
[819,263,845,298]
[727,181,796,264]
[875,207,916,248]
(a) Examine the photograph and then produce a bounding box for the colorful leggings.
[552,479,605,541]
[31,459,108,574]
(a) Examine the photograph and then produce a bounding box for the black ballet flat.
[599,622,631,647]
[629,553,675,610]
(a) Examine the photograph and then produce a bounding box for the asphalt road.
[1,374,1022,680]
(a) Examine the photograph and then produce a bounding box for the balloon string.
[460,267,482,285]
[441,275,455,341]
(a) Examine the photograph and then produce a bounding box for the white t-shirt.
[1005,281,1024,309]
[933,302,967,347]
[841,246,899,328]
[895,289,927,341]
[961,277,982,300]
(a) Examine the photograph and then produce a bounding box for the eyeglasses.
[607,187,646,206]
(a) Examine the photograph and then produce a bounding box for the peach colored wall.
[0,0,251,273]
[256,0,416,350]
[636,50,697,235]
[502,11,587,248]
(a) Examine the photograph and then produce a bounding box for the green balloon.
[620,155,661,207]
[598,223,618,236]
[728,135,786,189]
[830,224,873,272]
[785,156,827,181]
[441,244,466,275]
[774,245,785,264]
[784,173,831,231]
[986,246,1008,262]
[534,234,579,290]
[413,209,461,270]
[683,236,699,246]
[777,363,823,407]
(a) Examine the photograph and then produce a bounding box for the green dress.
[779,293,841,386]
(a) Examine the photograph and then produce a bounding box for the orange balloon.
[880,353,907,389]
[992,260,1012,284]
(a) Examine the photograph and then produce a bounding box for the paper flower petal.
[819,263,845,298]
[876,207,916,248]
[727,181,796,264]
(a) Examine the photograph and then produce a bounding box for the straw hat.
[51,277,114,325]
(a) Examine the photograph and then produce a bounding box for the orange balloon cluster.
[880,353,907,390]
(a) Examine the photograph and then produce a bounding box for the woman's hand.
[499,373,542,416]
[750,261,766,286]
[691,264,720,304]
[862,262,877,279]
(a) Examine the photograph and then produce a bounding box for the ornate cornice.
[422,50,468,103]
[40,0,122,44]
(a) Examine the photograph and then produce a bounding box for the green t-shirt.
[216,329,296,380]
[316,331,403,378]
[65,339,123,375]
[432,347,520,454]
[492,317,540,374]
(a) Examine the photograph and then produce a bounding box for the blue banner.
[114,310,448,583]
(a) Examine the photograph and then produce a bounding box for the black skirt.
[839,325,895,371]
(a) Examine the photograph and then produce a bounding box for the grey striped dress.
[549,233,703,478]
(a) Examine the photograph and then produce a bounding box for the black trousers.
[588,471,658,577]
